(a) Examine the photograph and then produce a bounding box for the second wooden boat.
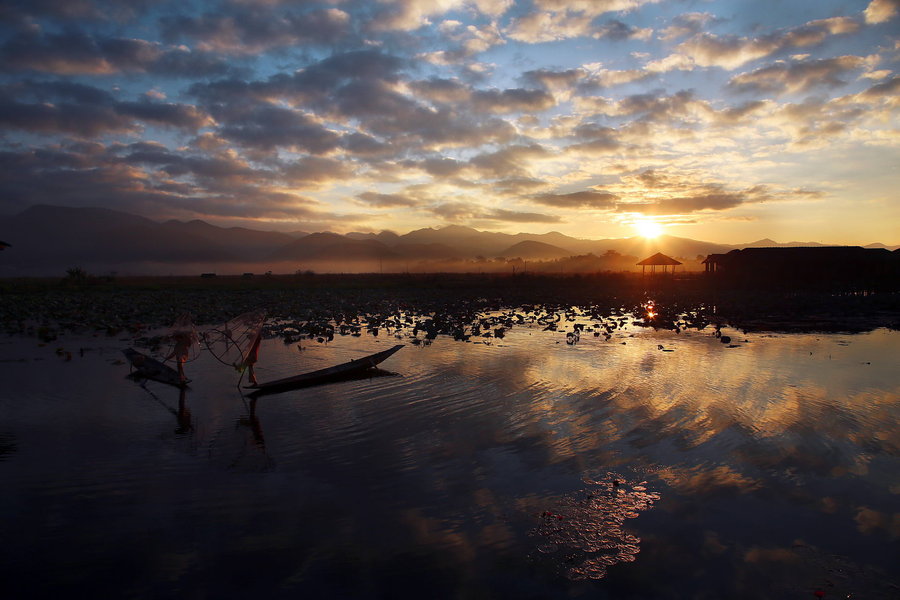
[245,344,404,396]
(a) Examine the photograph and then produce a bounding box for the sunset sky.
[1,0,898,245]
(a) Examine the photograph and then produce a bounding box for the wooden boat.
[123,348,189,388]
[246,344,404,396]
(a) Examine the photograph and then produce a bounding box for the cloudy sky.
[1,0,898,244]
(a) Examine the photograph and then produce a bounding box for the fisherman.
[166,313,196,383]
[166,330,193,383]
[243,330,262,385]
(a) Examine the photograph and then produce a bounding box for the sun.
[634,219,663,239]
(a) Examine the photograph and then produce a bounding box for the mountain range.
[1,204,896,276]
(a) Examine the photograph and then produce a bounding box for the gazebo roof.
[637,252,682,266]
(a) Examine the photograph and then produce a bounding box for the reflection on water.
[0,319,898,598]
[530,473,660,581]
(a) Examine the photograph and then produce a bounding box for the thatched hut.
[637,252,682,275]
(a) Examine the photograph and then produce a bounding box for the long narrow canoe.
[123,348,189,388]
[246,344,404,396]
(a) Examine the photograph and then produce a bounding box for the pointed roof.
[637,252,682,266]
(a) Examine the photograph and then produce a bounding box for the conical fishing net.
[202,310,266,370]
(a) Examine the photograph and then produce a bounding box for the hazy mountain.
[160,219,297,260]
[498,240,575,260]
[863,242,900,251]
[741,238,780,247]
[0,205,293,274]
[0,205,234,268]
[1,204,893,275]
[270,232,400,261]
[345,230,402,244]
[739,238,827,248]
[398,225,510,256]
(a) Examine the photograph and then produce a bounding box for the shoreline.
[2,272,898,339]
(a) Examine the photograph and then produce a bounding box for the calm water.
[1,316,898,599]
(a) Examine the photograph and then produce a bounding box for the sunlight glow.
[634,219,663,239]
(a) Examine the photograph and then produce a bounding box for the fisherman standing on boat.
[243,330,261,385]
[166,313,197,383]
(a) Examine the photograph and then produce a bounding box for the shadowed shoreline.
[2,272,898,340]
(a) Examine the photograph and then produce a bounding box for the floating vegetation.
[530,473,660,581]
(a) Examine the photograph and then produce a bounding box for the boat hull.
[123,348,188,388]
[246,344,404,396]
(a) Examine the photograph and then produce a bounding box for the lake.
[1,313,898,598]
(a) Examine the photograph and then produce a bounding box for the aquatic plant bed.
[1,273,897,339]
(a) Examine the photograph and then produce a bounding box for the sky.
[1,0,898,245]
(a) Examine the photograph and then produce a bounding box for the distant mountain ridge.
[0,204,895,276]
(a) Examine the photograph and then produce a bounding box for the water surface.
[1,319,898,598]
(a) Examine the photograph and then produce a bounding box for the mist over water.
[1,318,898,598]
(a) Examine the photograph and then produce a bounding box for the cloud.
[576,89,697,121]
[356,191,420,207]
[858,75,900,100]
[187,49,526,153]
[506,12,651,43]
[864,0,900,24]
[0,144,200,216]
[115,100,213,130]
[493,177,549,194]
[581,66,655,88]
[471,87,556,113]
[0,82,211,136]
[469,144,551,177]
[418,156,466,177]
[411,78,473,104]
[676,17,860,70]
[506,11,594,43]
[190,50,408,110]
[531,0,659,18]
[0,139,352,223]
[521,68,585,90]
[217,104,340,153]
[430,201,561,223]
[122,141,267,186]
[595,20,652,41]
[340,133,395,158]
[727,56,869,95]
[532,190,619,209]
[614,170,773,215]
[282,156,353,185]
[489,208,562,223]
[160,6,352,54]
[367,1,511,33]
[0,0,895,241]
[659,12,717,42]
[0,30,234,77]
[711,100,769,124]
[625,190,756,214]
[429,19,506,58]
[565,123,622,154]
[644,53,696,73]
[369,0,467,32]
[0,0,158,25]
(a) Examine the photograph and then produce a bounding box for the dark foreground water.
[1,318,898,599]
